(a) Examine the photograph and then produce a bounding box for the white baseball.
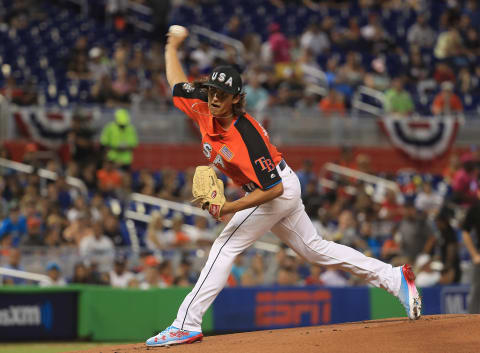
[169,25,188,36]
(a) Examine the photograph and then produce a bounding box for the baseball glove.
[191,166,226,220]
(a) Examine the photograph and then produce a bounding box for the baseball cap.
[203,66,242,95]
[46,261,60,272]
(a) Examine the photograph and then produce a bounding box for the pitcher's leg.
[172,205,285,331]
[271,206,401,296]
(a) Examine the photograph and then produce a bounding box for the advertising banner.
[213,286,370,333]
[0,291,78,340]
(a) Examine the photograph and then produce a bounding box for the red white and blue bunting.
[13,108,73,148]
[379,116,460,161]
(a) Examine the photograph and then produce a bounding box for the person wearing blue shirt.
[0,204,27,247]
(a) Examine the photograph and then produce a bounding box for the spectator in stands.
[140,259,162,289]
[0,76,37,106]
[295,89,320,111]
[79,222,115,272]
[443,153,461,183]
[63,212,94,246]
[464,0,480,24]
[451,152,478,205]
[241,253,266,286]
[360,13,389,53]
[109,255,135,288]
[397,200,436,264]
[304,264,324,285]
[111,66,136,103]
[100,109,138,170]
[186,216,214,246]
[39,262,67,287]
[90,75,115,104]
[414,180,443,217]
[267,22,290,64]
[68,36,89,68]
[457,67,479,95]
[103,212,126,246]
[431,81,464,116]
[0,202,27,247]
[21,216,44,246]
[244,73,270,116]
[1,249,25,285]
[300,23,330,57]
[106,0,128,31]
[276,265,298,286]
[71,262,93,284]
[222,15,244,41]
[414,254,441,287]
[407,51,430,83]
[319,88,346,117]
[462,186,480,313]
[190,42,215,73]
[67,197,89,222]
[434,25,463,61]
[407,14,436,48]
[158,260,174,287]
[67,53,91,80]
[146,211,166,250]
[433,62,456,85]
[97,159,123,195]
[336,51,365,99]
[88,47,111,83]
[384,77,414,116]
[435,207,461,284]
[167,213,192,247]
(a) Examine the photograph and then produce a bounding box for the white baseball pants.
[172,162,402,332]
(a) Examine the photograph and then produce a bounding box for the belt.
[242,159,286,192]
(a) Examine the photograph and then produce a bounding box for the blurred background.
[0,0,480,343]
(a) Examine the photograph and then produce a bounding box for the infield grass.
[0,342,129,353]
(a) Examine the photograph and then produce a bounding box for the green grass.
[0,342,131,353]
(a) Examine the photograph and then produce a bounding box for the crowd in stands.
[1,130,479,288]
[1,0,480,290]
[1,0,480,116]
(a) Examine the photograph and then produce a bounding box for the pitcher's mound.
[73,314,480,353]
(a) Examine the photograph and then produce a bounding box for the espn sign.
[255,290,331,327]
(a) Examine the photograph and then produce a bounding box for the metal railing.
[0,267,50,283]
[323,162,399,195]
[352,85,385,117]
[0,158,88,195]
[189,25,246,58]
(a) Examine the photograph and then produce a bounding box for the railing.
[0,267,50,283]
[189,25,246,58]
[0,158,88,195]
[351,85,385,117]
[323,162,399,203]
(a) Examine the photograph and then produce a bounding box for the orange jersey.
[173,82,283,190]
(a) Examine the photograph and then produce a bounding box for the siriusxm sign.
[0,302,53,330]
[0,292,76,340]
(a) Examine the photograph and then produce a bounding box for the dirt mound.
[71,314,480,353]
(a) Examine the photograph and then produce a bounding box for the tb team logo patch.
[220,144,234,161]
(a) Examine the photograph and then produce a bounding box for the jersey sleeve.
[172,82,208,123]
[234,116,282,190]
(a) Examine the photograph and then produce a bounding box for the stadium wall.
[0,285,470,341]
[4,141,469,174]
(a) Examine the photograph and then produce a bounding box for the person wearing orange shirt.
[318,88,346,117]
[431,81,464,116]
